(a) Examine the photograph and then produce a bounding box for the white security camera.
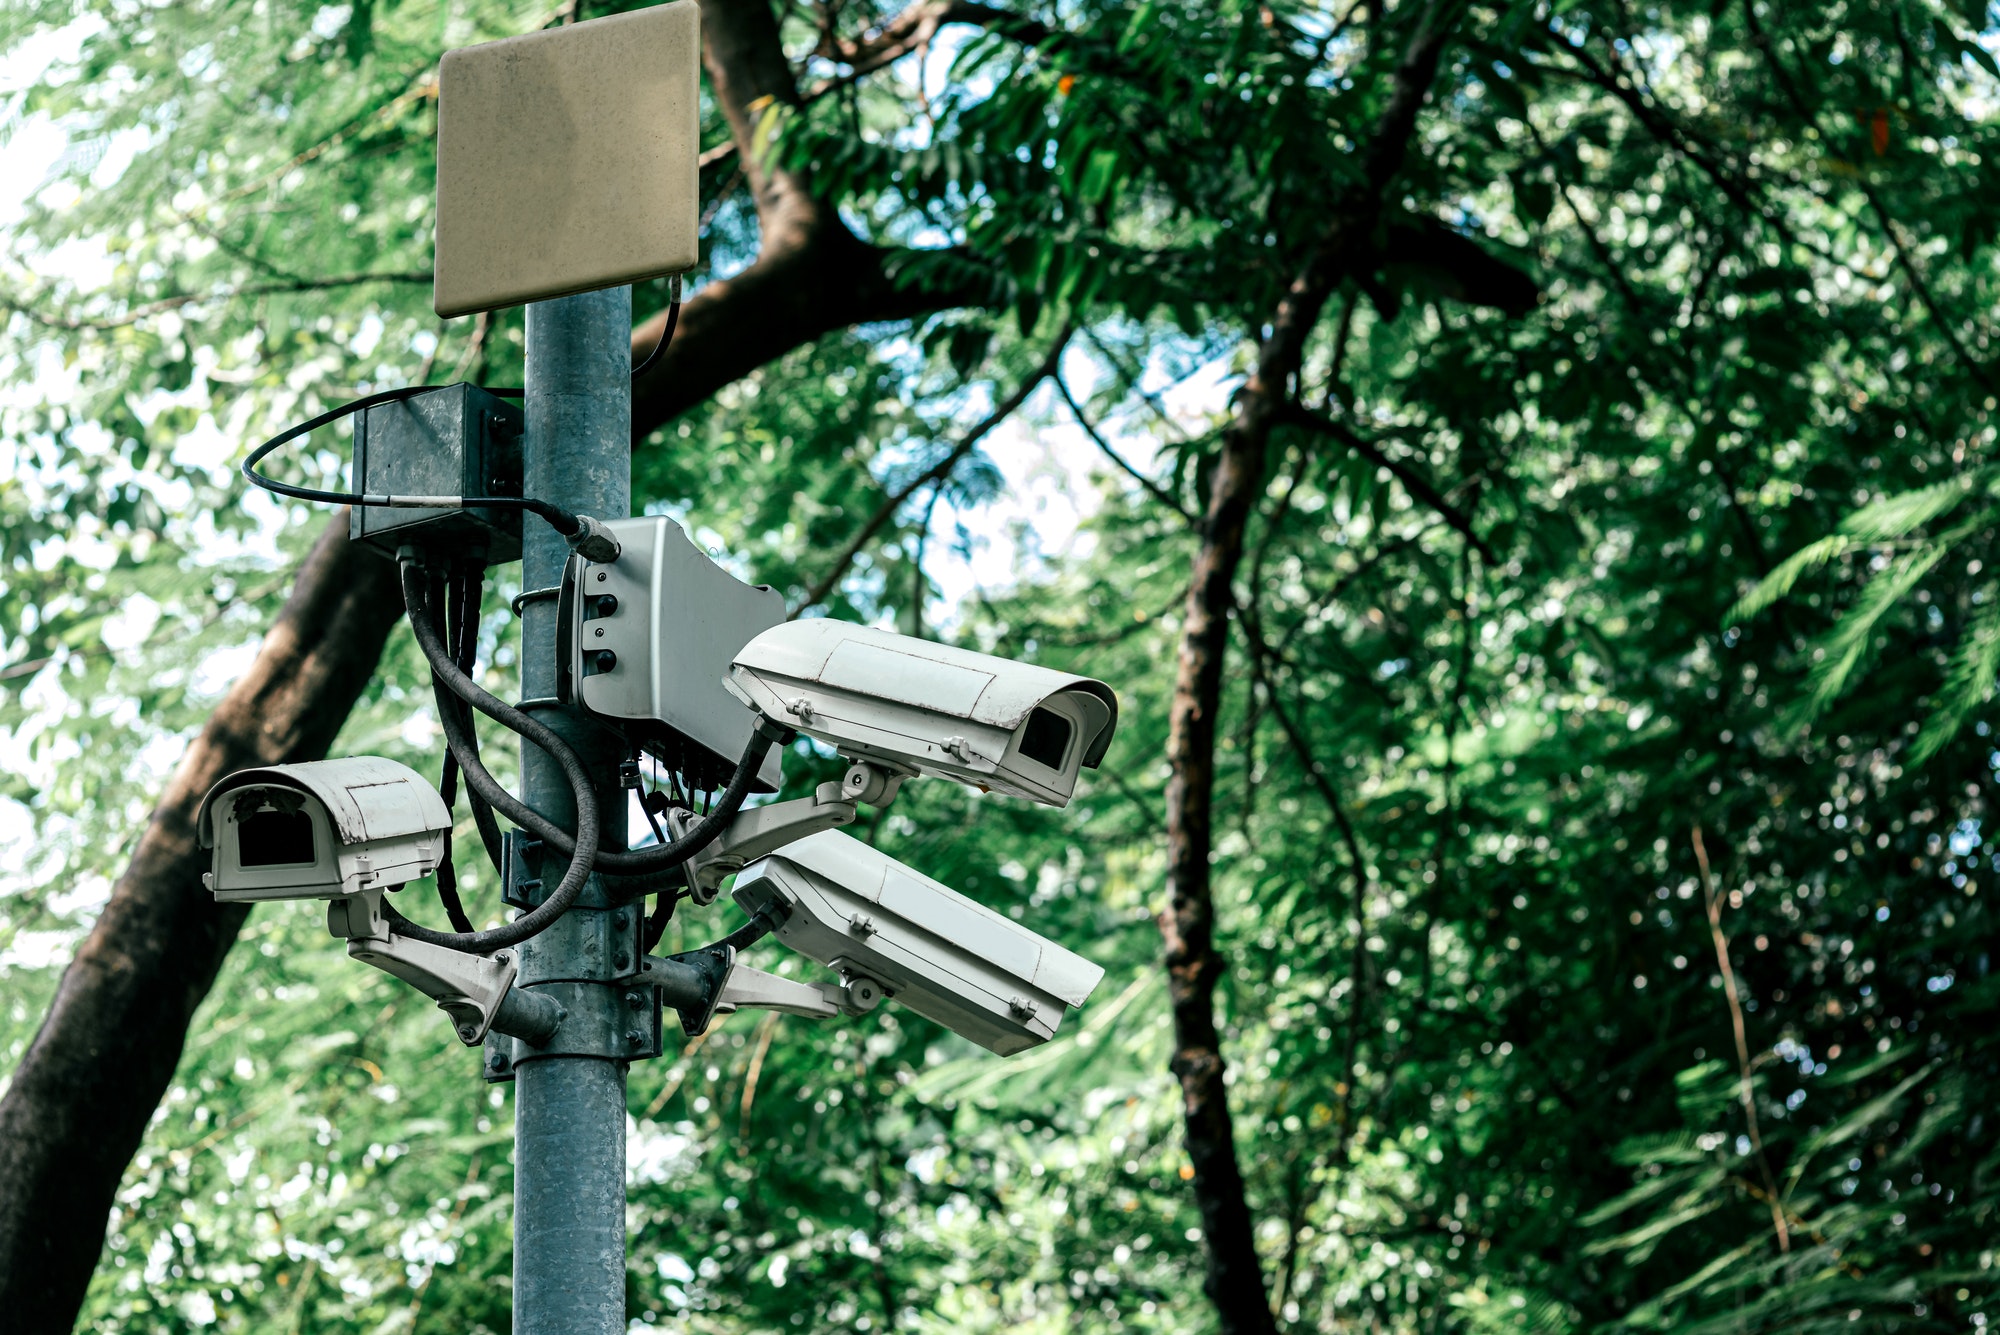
[730,830,1104,1056]
[196,757,453,902]
[559,515,786,790]
[727,620,1118,809]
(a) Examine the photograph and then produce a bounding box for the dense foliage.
[3,0,1999,1330]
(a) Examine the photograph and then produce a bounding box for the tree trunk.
[0,3,1004,1323]
[0,522,404,1332]
[1155,9,1460,1330]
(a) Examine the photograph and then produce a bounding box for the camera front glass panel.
[1016,707,1073,772]
[238,802,316,867]
[997,689,1112,802]
[215,786,340,897]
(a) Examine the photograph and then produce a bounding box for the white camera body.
[196,757,453,902]
[560,515,785,790]
[731,830,1104,1056]
[727,620,1117,808]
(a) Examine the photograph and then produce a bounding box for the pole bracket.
[327,891,564,1048]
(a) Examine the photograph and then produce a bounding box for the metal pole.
[514,286,632,1335]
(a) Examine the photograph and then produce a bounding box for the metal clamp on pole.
[326,891,564,1047]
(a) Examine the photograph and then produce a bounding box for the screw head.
[595,570,608,582]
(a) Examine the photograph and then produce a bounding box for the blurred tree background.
[2,0,1998,1330]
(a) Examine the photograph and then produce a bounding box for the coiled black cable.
[436,566,505,873]
[430,565,511,933]
[401,553,790,881]
[388,560,601,953]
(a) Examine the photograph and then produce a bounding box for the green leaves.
[6,0,2000,1331]
[1732,469,2000,754]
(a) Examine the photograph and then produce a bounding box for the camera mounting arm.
[669,779,860,904]
[327,891,564,1048]
[637,938,881,1037]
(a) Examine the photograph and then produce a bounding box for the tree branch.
[814,0,1049,75]
[1052,373,1196,524]
[1157,5,1464,1328]
[2,272,431,333]
[1692,825,1792,1255]
[791,329,1071,615]
[1280,402,1494,562]
[633,0,1007,435]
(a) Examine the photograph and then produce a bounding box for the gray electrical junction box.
[558,516,786,792]
[348,383,525,564]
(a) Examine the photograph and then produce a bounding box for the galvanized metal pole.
[514,286,633,1335]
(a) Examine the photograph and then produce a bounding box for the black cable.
[239,385,598,544]
[630,296,681,380]
[391,559,601,953]
[715,905,782,954]
[639,787,671,848]
[443,567,506,874]
[431,568,477,934]
[642,887,681,953]
[403,554,789,879]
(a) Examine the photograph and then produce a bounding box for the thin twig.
[1282,403,1494,562]
[737,1011,781,1138]
[1051,373,1195,523]
[402,1152,482,1327]
[1420,541,1474,1004]
[791,327,1071,615]
[642,1029,713,1119]
[1692,824,1790,1254]
[3,271,428,333]
[1242,610,1373,1157]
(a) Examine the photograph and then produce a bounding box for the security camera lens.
[1019,707,1072,770]
[240,807,315,867]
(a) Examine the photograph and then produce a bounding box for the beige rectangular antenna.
[433,2,700,318]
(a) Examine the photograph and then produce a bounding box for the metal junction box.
[349,383,525,564]
[558,516,785,791]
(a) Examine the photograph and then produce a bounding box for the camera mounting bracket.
[670,781,858,904]
[327,891,563,1048]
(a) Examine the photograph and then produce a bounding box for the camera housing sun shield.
[731,830,1105,1056]
[196,757,454,902]
[558,515,786,791]
[727,620,1118,809]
